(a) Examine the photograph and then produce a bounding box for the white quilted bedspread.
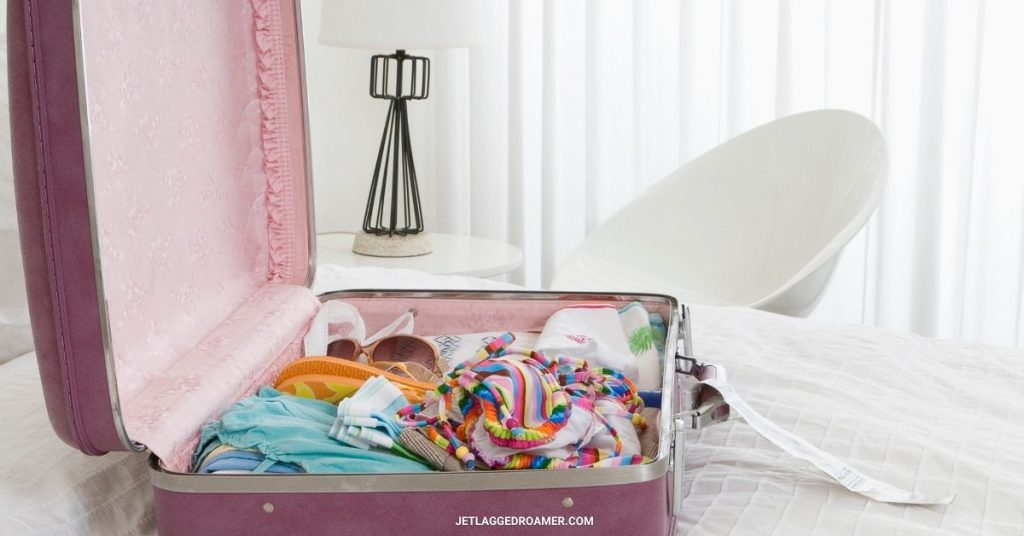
[680,305,1024,535]
[1,266,1022,535]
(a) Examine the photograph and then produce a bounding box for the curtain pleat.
[678,0,725,164]
[907,1,946,337]
[432,49,472,234]
[963,1,1024,347]
[632,0,680,194]
[468,5,510,242]
[584,0,635,233]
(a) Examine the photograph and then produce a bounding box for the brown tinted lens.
[370,362,415,380]
[371,336,437,369]
[373,361,437,382]
[326,339,360,360]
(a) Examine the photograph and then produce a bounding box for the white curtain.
[304,0,1024,348]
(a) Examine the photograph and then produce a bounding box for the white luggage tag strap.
[677,354,955,506]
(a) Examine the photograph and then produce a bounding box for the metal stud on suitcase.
[8,1,724,533]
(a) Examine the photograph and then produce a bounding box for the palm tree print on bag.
[628,325,656,356]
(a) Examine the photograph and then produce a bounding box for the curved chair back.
[551,110,887,317]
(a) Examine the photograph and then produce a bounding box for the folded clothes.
[330,376,409,450]
[647,311,667,354]
[619,302,664,389]
[195,443,252,472]
[197,446,303,474]
[194,386,431,474]
[195,442,236,470]
[535,304,639,381]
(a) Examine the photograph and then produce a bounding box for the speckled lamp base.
[352,232,433,257]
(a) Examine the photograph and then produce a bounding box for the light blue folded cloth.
[195,386,431,474]
[330,376,409,450]
[199,448,303,474]
[648,312,667,354]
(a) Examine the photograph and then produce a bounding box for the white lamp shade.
[319,0,491,50]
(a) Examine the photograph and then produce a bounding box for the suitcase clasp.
[675,354,720,383]
[688,391,730,430]
[675,353,730,429]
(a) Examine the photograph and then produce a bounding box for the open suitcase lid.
[8,0,317,457]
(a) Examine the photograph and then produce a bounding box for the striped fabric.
[397,332,648,470]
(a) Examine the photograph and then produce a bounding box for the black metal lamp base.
[361,50,429,240]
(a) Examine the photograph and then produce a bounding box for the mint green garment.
[195,386,431,474]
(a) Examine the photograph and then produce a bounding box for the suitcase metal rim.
[148,453,671,493]
[71,0,135,453]
[148,289,684,491]
[69,0,318,452]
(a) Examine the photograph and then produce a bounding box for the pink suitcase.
[8,2,722,534]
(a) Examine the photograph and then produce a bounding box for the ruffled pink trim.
[252,0,294,283]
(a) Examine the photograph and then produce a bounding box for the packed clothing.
[193,302,667,474]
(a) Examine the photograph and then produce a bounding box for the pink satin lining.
[128,284,319,463]
[341,297,673,338]
[162,322,311,473]
[77,0,313,460]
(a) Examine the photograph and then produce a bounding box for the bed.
[1,265,1022,535]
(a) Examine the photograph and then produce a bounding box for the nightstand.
[315,232,524,279]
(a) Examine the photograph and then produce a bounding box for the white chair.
[551,110,887,317]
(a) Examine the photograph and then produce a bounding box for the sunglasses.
[327,334,443,377]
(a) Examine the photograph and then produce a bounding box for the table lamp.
[320,0,489,257]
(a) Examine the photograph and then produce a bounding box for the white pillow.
[0,230,32,363]
[0,353,155,535]
[0,10,33,364]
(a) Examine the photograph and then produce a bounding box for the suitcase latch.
[675,354,700,375]
[687,392,729,430]
[674,354,718,382]
[675,353,730,429]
